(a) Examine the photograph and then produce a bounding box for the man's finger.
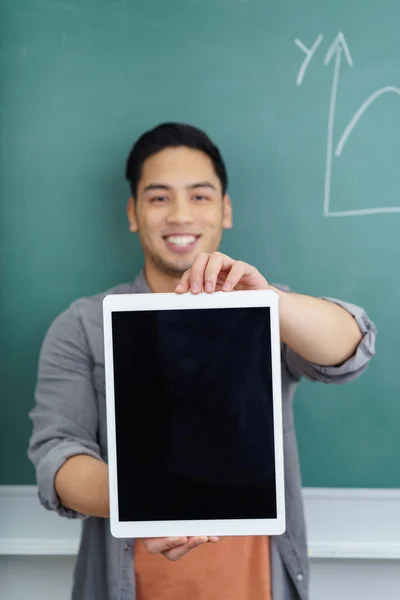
[188,253,211,294]
[142,536,188,555]
[175,269,192,294]
[221,261,247,291]
[204,252,231,293]
[162,536,209,561]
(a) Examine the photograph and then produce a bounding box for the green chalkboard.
[1,0,399,487]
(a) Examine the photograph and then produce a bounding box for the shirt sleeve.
[281,293,377,384]
[28,302,103,519]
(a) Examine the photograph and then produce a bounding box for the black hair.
[125,122,228,198]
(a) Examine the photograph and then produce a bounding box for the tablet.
[103,289,285,539]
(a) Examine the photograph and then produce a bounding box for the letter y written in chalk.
[295,34,323,86]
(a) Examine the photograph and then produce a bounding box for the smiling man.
[28,123,377,600]
[125,136,233,292]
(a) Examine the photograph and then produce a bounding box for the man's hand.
[141,536,219,561]
[175,252,269,294]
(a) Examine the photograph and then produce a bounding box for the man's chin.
[154,256,193,278]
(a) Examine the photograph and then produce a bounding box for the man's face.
[127,146,232,277]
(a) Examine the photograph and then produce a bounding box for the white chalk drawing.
[295,31,400,217]
[323,33,353,217]
[336,86,400,157]
[295,34,323,86]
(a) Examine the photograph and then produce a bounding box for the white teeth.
[166,235,196,246]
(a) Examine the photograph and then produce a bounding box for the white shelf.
[1,486,400,559]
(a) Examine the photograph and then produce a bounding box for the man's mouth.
[163,234,200,254]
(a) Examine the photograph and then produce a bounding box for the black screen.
[111,306,277,522]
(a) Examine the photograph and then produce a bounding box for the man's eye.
[151,196,168,203]
[192,195,207,201]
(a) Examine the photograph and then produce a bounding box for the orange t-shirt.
[135,536,271,600]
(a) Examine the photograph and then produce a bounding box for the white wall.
[1,487,400,600]
[310,559,400,600]
[0,556,74,600]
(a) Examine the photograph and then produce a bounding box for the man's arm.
[275,289,363,367]
[277,289,376,384]
[54,455,110,518]
[28,302,107,519]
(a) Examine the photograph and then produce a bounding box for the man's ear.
[127,197,138,232]
[222,194,233,229]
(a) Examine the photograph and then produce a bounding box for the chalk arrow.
[323,32,354,216]
[324,32,354,67]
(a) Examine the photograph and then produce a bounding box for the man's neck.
[143,262,182,294]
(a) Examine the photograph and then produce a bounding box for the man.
[28,123,377,600]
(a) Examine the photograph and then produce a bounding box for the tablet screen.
[111,306,277,523]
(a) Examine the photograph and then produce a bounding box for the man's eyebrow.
[143,183,172,193]
[187,182,216,191]
[143,182,217,192]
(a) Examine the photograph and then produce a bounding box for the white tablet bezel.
[103,289,285,538]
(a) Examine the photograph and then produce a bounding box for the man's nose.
[166,197,195,224]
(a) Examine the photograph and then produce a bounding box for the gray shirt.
[28,271,377,600]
